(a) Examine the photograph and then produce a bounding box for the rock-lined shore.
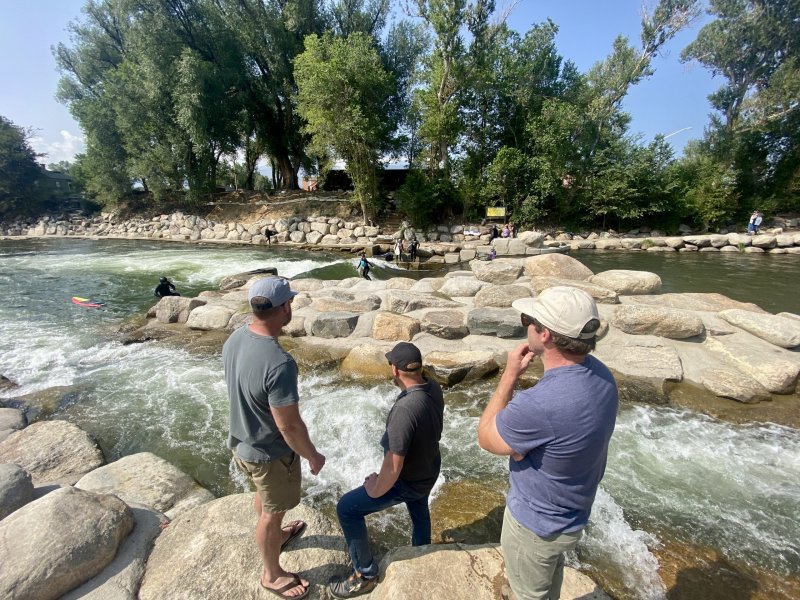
[0,420,607,600]
[3,210,800,259]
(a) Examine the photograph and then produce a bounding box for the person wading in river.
[223,277,326,599]
[478,286,618,600]
[328,342,444,598]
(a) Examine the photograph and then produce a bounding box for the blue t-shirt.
[496,355,618,537]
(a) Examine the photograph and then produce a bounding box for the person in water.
[357,253,372,280]
[153,277,180,297]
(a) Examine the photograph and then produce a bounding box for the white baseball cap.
[512,286,599,339]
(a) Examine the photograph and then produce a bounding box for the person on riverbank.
[394,239,404,263]
[357,253,372,280]
[409,237,419,262]
[153,277,179,297]
[328,342,444,599]
[477,287,618,600]
[747,211,763,235]
[223,277,326,599]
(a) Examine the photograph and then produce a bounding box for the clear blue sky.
[0,0,718,164]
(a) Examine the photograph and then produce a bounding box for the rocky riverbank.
[3,209,800,260]
[0,418,607,600]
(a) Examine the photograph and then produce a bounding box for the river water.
[1,238,798,600]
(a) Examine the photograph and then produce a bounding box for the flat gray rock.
[467,308,525,338]
[473,283,532,308]
[386,290,463,313]
[425,351,499,385]
[0,420,105,486]
[621,293,765,313]
[75,452,215,520]
[439,276,486,298]
[310,311,360,338]
[719,309,800,348]
[0,463,34,520]
[594,329,683,384]
[0,486,134,600]
[529,277,618,304]
[470,258,524,284]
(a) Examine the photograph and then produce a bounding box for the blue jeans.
[336,481,431,578]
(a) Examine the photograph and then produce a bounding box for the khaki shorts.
[233,452,302,513]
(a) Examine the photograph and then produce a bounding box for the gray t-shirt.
[223,326,299,462]
[496,354,618,537]
[380,378,444,494]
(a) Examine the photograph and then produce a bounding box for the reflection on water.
[1,239,799,600]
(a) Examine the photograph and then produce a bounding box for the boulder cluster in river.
[138,251,799,405]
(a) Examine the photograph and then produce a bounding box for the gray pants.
[501,507,582,600]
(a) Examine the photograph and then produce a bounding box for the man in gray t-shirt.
[328,342,444,599]
[223,277,325,599]
[478,287,618,600]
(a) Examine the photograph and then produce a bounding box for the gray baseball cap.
[247,277,297,309]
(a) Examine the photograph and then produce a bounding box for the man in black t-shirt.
[328,342,444,599]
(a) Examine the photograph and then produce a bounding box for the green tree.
[294,32,397,220]
[0,116,42,215]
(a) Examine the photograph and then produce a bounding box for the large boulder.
[425,351,499,385]
[374,544,608,600]
[61,504,168,600]
[386,291,463,314]
[421,311,470,339]
[186,304,236,330]
[310,311,360,338]
[529,277,618,304]
[589,270,662,295]
[372,312,421,342]
[611,305,705,339]
[0,486,134,600]
[622,293,764,313]
[0,420,105,486]
[701,366,771,404]
[340,344,393,379]
[718,309,800,348]
[155,296,207,324]
[311,292,381,313]
[704,331,800,393]
[75,452,215,520]
[439,276,486,298]
[473,284,532,308]
[593,329,683,386]
[0,463,34,520]
[469,259,523,284]
[467,308,525,338]
[0,407,26,442]
[522,254,594,280]
[518,230,547,247]
[138,495,349,600]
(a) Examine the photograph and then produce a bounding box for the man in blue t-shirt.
[478,286,618,600]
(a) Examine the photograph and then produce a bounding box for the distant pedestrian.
[489,247,497,260]
[394,239,404,263]
[502,224,510,238]
[510,223,516,238]
[409,238,419,262]
[747,211,758,235]
[491,225,499,240]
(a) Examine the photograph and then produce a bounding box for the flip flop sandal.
[261,572,310,599]
[280,520,307,552]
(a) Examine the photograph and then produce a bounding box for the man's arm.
[364,451,404,498]
[272,404,326,474]
[477,342,534,458]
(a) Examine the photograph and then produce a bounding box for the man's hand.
[505,342,536,380]
[308,451,326,475]
[363,472,379,497]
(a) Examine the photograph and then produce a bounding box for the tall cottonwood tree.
[294,32,397,220]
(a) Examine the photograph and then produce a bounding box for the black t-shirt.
[380,378,444,494]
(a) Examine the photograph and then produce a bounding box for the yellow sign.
[486,207,506,217]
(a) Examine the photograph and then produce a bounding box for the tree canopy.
[44,0,798,229]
